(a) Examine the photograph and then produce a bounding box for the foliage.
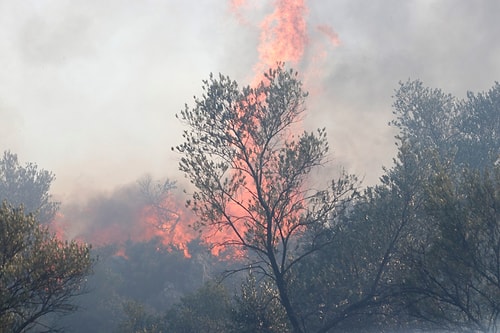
[456,82,500,169]
[232,272,289,332]
[163,282,233,333]
[404,166,500,332]
[116,300,164,333]
[383,80,500,332]
[61,238,212,333]
[290,183,419,333]
[174,64,359,332]
[0,203,93,333]
[0,151,59,224]
[391,79,499,173]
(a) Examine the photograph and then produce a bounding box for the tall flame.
[257,0,307,70]
[232,0,308,83]
[50,1,339,260]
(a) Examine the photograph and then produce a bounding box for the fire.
[231,0,308,83]
[49,212,68,240]
[208,0,318,255]
[257,0,307,71]
[50,184,201,258]
[49,1,339,261]
[230,0,247,12]
[51,183,241,259]
[140,196,198,258]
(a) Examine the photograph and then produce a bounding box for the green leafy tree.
[0,203,94,333]
[378,80,500,332]
[0,151,59,224]
[456,82,500,169]
[404,165,500,333]
[291,182,420,333]
[164,282,232,333]
[232,272,289,333]
[174,64,358,333]
[391,80,458,155]
[116,300,164,333]
[391,79,499,173]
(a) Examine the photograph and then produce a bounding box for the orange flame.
[199,0,311,257]
[49,212,67,240]
[51,186,244,259]
[230,0,247,12]
[50,1,339,262]
[51,186,202,258]
[140,197,198,258]
[254,0,308,82]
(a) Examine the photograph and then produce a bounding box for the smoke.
[1,0,499,251]
[55,178,198,257]
[316,25,340,46]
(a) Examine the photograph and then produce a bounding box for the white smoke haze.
[1,0,499,203]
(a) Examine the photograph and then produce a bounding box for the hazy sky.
[1,0,499,204]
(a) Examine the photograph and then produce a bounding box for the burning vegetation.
[1,1,499,333]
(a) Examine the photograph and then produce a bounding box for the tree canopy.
[174,64,359,332]
[0,151,59,224]
[0,203,93,333]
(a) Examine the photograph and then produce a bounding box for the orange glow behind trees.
[49,181,200,258]
[174,63,359,333]
[49,0,340,262]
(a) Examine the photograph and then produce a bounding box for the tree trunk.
[268,250,304,333]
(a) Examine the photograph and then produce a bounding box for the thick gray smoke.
[0,0,498,196]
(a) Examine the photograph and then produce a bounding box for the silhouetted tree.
[232,272,289,332]
[174,64,359,333]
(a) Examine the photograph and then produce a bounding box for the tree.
[0,151,59,224]
[391,79,500,173]
[137,175,178,226]
[174,64,359,333]
[232,272,289,333]
[164,282,232,333]
[0,203,94,333]
[404,165,500,333]
[381,80,500,332]
[290,182,420,333]
[116,300,164,333]
[456,82,500,169]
